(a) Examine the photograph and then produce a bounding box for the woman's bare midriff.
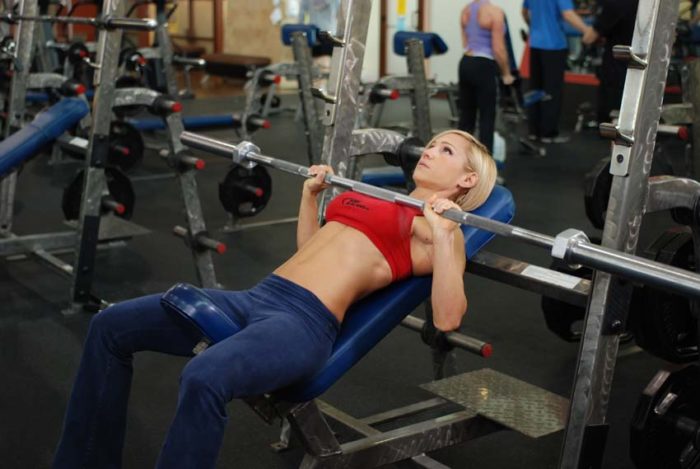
[273,222,395,323]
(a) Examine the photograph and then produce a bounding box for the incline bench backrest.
[276,185,515,403]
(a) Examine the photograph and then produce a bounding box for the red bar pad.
[480,343,493,358]
[564,72,599,86]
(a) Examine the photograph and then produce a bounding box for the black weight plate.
[630,229,698,363]
[259,93,281,109]
[62,167,135,220]
[631,365,700,469]
[541,261,592,342]
[583,157,612,230]
[218,165,272,218]
[108,121,144,172]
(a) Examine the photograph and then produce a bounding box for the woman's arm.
[296,165,332,250]
[461,6,470,50]
[424,196,468,331]
[490,8,515,85]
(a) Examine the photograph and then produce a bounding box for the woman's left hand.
[424,195,462,233]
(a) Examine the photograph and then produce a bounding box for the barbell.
[0,13,158,31]
[179,131,700,300]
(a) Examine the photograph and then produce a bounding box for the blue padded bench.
[128,114,242,131]
[163,186,514,403]
[0,98,89,177]
[393,31,448,58]
[281,24,321,47]
[25,89,95,104]
[360,166,407,187]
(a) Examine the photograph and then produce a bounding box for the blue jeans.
[52,275,339,469]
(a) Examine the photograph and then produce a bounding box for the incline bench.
[156,185,568,467]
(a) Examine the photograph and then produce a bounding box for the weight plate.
[218,165,272,218]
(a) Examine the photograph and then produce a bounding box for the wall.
[223,0,292,62]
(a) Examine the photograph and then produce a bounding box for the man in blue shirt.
[522,0,592,143]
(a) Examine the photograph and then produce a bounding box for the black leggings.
[528,47,568,138]
[458,55,498,153]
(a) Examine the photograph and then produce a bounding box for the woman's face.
[412,133,476,192]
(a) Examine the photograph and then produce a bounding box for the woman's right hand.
[304,165,334,195]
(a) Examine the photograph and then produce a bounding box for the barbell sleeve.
[179,131,700,299]
[102,16,158,30]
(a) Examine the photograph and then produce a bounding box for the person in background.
[581,0,639,126]
[522,0,593,143]
[458,0,515,154]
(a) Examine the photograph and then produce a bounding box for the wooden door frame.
[379,0,426,76]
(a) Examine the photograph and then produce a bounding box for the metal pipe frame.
[291,31,324,166]
[1,0,37,233]
[153,2,179,98]
[161,112,219,288]
[280,399,504,469]
[69,0,127,311]
[180,131,700,301]
[405,38,432,144]
[318,0,373,214]
[559,1,681,467]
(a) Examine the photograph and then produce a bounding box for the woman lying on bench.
[51,130,497,469]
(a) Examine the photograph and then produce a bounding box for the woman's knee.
[179,354,233,405]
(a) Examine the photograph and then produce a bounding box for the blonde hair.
[426,130,498,212]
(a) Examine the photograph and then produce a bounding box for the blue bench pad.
[393,31,448,58]
[0,98,89,177]
[281,24,320,47]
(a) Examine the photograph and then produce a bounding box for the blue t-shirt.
[523,0,574,50]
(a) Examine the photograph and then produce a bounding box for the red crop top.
[325,192,422,281]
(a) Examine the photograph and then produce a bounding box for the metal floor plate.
[420,368,568,438]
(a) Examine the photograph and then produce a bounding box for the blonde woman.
[52,130,498,469]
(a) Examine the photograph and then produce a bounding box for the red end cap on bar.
[262,120,271,129]
[171,102,183,113]
[195,159,205,170]
[75,84,86,95]
[389,89,400,100]
[679,126,689,141]
[480,343,493,358]
[216,243,227,255]
[114,203,126,215]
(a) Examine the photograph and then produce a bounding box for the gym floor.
[0,84,676,468]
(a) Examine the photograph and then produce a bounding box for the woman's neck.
[410,186,460,202]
